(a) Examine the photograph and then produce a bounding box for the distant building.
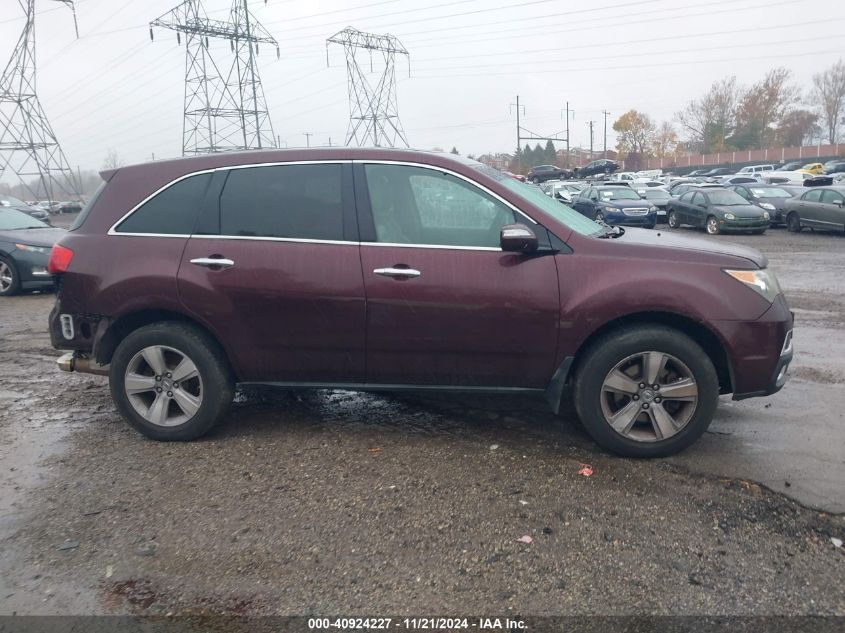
[477,152,513,170]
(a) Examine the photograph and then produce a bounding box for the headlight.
[724,268,782,303]
[14,243,48,253]
[648,206,657,212]
[762,211,770,220]
[723,213,736,220]
[759,202,775,210]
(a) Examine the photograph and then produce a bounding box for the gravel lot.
[1,220,843,617]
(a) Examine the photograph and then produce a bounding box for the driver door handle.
[374,267,421,278]
[191,257,235,269]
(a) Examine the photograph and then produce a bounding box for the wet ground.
[1,220,844,616]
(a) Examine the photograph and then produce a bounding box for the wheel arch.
[568,311,733,395]
[94,308,240,378]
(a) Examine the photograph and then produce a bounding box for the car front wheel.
[573,326,719,457]
[787,212,802,233]
[109,322,234,441]
[667,210,679,228]
[706,216,721,235]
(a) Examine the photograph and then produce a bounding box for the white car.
[736,164,775,177]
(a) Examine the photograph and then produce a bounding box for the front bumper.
[604,211,657,227]
[12,248,54,289]
[720,218,770,232]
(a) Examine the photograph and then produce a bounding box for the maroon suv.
[48,149,793,457]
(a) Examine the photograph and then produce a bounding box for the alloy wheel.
[599,351,699,443]
[0,261,13,293]
[124,345,203,427]
[595,211,605,223]
[706,217,720,235]
[668,211,678,228]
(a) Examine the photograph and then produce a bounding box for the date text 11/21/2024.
[307,617,527,630]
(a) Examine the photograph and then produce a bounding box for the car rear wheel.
[0,256,20,296]
[573,326,719,457]
[109,322,234,441]
[705,216,721,235]
[787,212,802,233]
[667,210,680,228]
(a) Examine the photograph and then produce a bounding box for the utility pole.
[561,102,574,167]
[509,95,525,167]
[588,121,595,158]
[150,0,280,155]
[602,110,610,159]
[0,0,82,201]
[303,132,312,147]
[327,137,333,146]
[326,27,410,148]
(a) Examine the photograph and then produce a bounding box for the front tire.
[667,210,680,229]
[109,322,234,441]
[787,212,802,233]
[705,215,721,235]
[573,326,719,457]
[0,256,20,296]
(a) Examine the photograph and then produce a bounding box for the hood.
[614,227,767,267]
[756,196,788,210]
[711,204,766,218]
[0,227,67,247]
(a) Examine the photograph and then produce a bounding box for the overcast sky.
[1,0,843,173]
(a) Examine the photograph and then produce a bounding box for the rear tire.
[573,326,719,458]
[109,322,234,441]
[0,256,20,297]
[787,212,802,233]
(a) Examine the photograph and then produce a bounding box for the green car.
[666,187,770,235]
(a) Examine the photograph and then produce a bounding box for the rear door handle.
[374,267,421,278]
[190,257,235,269]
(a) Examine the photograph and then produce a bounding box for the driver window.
[364,164,516,248]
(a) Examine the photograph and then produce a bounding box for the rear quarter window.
[115,173,212,235]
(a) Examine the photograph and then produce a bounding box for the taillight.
[48,244,74,274]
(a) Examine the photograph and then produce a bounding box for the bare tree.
[102,149,123,170]
[676,76,738,153]
[812,60,845,144]
[652,121,680,158]
[733,68,800,149]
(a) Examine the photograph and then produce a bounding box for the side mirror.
[500,223,538,253]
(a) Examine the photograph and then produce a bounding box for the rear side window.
[219,164,343,240]
[115,173,211,235]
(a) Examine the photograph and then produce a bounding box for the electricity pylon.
[0,0,81,201]
[326,27,410,148]
[150,0,279,155]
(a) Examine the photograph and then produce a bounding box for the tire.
[0,256,21,297]
[595,210,605,223]
[787,212,802,233]
[572,326,719,458]
[667,210,679,228]
[531,177,539,184]
[705,215,721,235]
[109,321,235,441]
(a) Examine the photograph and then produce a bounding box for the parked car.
[725,184,798,226]
[686,169,709,177]
[571,185,657,228]
[576,159,620,178]
[670,182,724,198]
[0,207,65,296]
[527,165,571,183]
[779,161,803,171]
[717,175,761,186]
[799,162,824,175]
[703,167,732,180]
[1,195,50,223]
[56,200,83,214]
[736,165,774,176]
[639,188,671,220]
[48,149,793,458]
[541,181,581,204]
[783,186,845,233]
[823,160,845,175]
[666,187,770,235]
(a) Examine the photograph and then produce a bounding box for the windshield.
[706,190,751,206]
[0,195,29,208]
[0,208,49,230]
[644,189,670,200]
[599,188,641,201]
[476,164,601,236]
[749,187,792,198]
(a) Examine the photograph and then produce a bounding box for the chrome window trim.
[361,241,501,252]
[354,158,538,225]
[190,234,357,246]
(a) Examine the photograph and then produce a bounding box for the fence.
[643,144,844,171]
